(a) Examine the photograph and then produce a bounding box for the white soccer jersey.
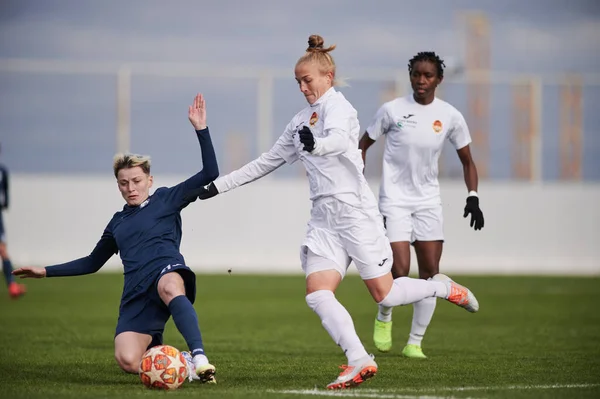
[215,87,377,208]
[366,95,471,209]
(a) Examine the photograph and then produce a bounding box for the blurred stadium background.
[0,1,598,274]
[1,2,600,399]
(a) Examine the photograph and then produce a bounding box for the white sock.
[377,304,393,322]
[379,277,448,308]
[407,296,437,346]
[306,290,369,363]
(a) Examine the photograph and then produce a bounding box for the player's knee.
[157,274,185,304]
[419,269,437,280]
[115,351,141,374]
[305,289,334,312]
[377,279,400,308]
[390,245,410,277]
[158,283,178,303]
[391,259,409,278]
[414,241,442,278]
[391,265,408,279]
[417,257,439,279]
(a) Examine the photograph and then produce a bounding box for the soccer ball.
[138,345,188,390]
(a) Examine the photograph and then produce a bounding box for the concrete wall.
[4,174,599,275]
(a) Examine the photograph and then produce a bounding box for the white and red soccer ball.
[138,345,188,390]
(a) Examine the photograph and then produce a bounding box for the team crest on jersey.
[432,120,443,133]
[309,112,318,126]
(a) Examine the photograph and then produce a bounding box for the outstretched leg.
[363,270,479,314]
[157,271,215,384]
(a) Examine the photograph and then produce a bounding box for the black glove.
[198,182,219,200]
[463,196,484,230]
[298,126,315,153]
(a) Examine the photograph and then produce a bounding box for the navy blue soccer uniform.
[0,163,19,291]
[0,164,8,242]
[44,128,218,346]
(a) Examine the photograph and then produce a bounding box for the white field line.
[269,383,600,398]
[268,390,472,399]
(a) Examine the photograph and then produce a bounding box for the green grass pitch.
[1,274,599,399]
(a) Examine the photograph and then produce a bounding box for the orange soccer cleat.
[8,282,26,299]
[433,273,479,313]
[326,354,377,390]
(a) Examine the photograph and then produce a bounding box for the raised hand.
[13,266,47,279]
[188,93,207,130]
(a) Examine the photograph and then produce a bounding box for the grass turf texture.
[1,274,599,399]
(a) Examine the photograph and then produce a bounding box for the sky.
[0,0,599,180]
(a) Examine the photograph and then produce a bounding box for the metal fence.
[1,58,599,181]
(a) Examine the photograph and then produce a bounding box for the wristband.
[468,190,478,198]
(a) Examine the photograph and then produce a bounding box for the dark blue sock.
[168,295,205,357]
[2,258,14,286]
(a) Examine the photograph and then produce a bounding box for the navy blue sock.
[168,295,205,357]
[2,258,14,286]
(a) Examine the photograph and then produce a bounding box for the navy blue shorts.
[114,265,196,350]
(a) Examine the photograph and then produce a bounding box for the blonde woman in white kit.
[199,38,479,390]
[360,51,485,359]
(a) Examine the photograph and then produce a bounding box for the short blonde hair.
[296,34,346,87]
[113,153,151,178]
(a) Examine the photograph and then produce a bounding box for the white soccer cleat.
[182,351,216,384]
[182,351,200,382]
[326,354,378,390]
[432,273,479,313]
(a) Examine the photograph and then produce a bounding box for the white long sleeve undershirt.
[213,151,285,194]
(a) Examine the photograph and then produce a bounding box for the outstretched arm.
[184,93,219,190]
[213,151,285,194]
[174,128,219,203]
[199,123,297,199]
[161,94,220,205]
[13,228,118,278]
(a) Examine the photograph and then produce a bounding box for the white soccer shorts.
[382,204,444,243]
[300,197,393,280]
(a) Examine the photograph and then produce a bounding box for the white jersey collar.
[409,94,438,107]
[311,87,336,107]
